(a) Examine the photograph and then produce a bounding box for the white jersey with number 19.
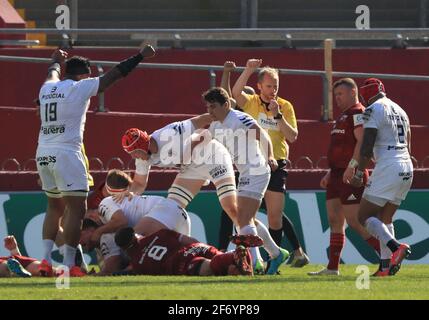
[38,77,100,152]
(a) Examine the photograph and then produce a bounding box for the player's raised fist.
[246,59,262,70]
[140,45,156,59]
[51,48,68,63]
[223,61,236,72]
[4,235,18,251]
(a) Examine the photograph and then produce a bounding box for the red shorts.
[168,243,220,275]
[0,255,38,268]
[326,168,368,205]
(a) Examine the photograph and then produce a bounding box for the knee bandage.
[168,184,195,207]
[216,183,236,201]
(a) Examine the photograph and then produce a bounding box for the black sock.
[282,214,301,251]
[218,210,233,250]
[269,228,283,246]
[386,239,400,253]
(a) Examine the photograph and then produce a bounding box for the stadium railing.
[2,53,429,121]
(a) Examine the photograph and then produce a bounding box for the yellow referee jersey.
[241,94,297,160]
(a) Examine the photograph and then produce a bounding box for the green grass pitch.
[1,264,428,300]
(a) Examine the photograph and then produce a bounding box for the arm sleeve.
[98,197,121,224]
[100,233,122,260]
[240,93,253,111]
[352,112,365,128]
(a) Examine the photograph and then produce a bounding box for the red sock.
[209,253,234,275]
[366,236,381,256]
[327,233,345,271]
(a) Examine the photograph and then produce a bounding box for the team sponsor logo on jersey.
[183,245,209,257]
[362,108,373,121]
[353,114,364,126]
[41,93,65,100]
[330,128,345,135]
[209,165,228,179]
[257,113,278,131]
[36,155,56,166]
[399,172,413,181]
[238,177,250,187]
[40,124,65,135]
[339,114,348,122]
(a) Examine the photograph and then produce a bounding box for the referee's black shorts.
[267,159,289,193]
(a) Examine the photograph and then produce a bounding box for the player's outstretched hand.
[4,235,18,251]
[140,45,156,59]
[223,61,236,72]
[246,59,262,71]
[51,48,68,63]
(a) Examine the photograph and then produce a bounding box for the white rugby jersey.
[209,109,269,175]
[135,119,194,175]
[363,97,411,164]
[37,78,99,152]
[98,195,165,226]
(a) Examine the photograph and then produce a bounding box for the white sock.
[255,219,280,259]
[365,217,394,246]
[380,223,395,260]
[239,224,262,265]
[387,223,395,238]
[63,244,77,268]
[43,239,55,264]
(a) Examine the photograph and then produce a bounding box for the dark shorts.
[326,168,368,205]
[0,255,38,268]
[169,243,220,276]
[267,159,289,193]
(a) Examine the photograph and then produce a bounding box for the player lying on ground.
[79,170,191,275]
[0,236,59,278]
[114,227,263,276]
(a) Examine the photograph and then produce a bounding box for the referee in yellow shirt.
[232,59,309,267]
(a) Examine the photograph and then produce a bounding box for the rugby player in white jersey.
[202,87,290,275]
[79,169,191,275]
[120,116,239,226]
[37,45,155,276]
[350,78,413,276]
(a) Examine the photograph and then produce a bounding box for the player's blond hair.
[258,67,279,82]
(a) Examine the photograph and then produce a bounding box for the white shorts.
[36,147,89,197]
[146,198,191,236]
[237,171,270,201]
[363,160,413,207]
[177,139,234,184]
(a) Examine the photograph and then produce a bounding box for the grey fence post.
[97,64,105,112]
[420,0,427,28]
[249,0,258,28]
[322,74,329,122]
[209,70,216,88]
[240,0,248,28]
[70,0,78,41]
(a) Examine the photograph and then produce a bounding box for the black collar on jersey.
[259,95,271,111]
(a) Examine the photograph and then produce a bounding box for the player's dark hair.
[65,56,91,76]
[333,78,357,90]
[202,87,229,106]
[115,227,135,248]
[82,218,99,230]
[106,169,132,189]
